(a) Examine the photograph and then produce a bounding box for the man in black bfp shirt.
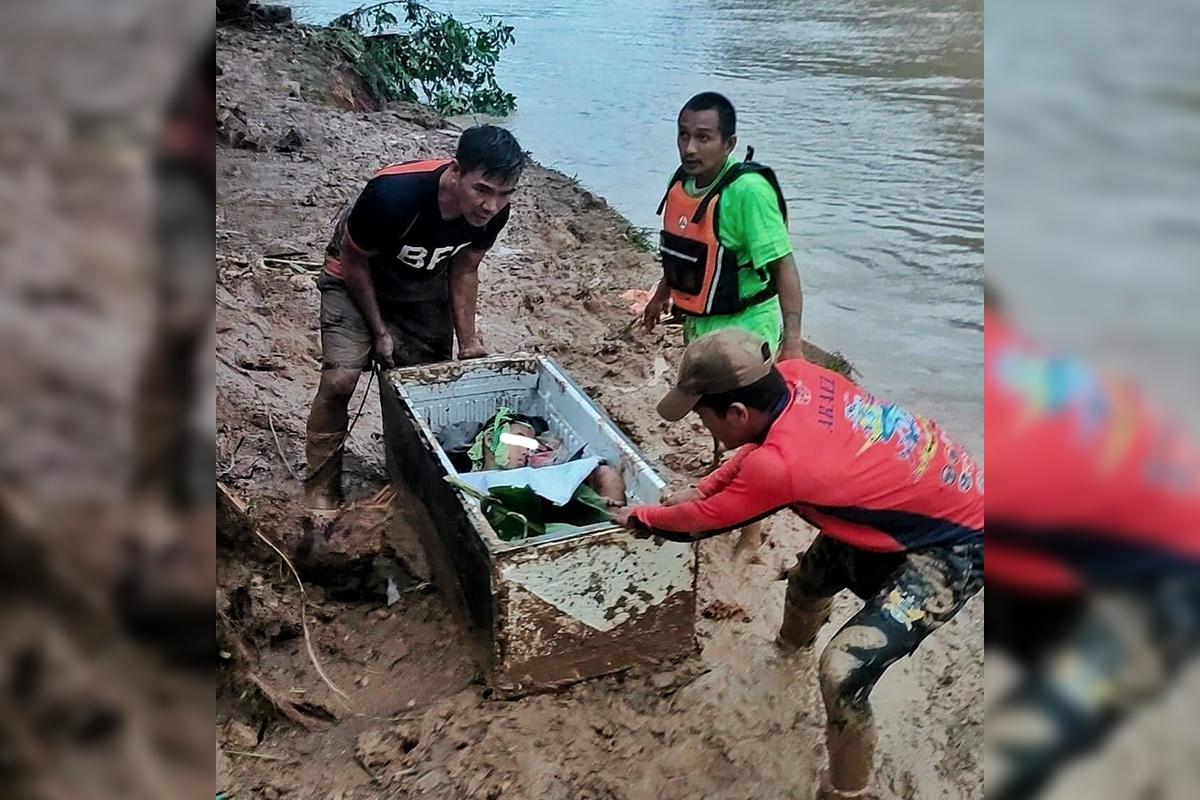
[305,125,525,510]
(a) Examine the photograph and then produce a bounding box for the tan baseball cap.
[656,328,775,421]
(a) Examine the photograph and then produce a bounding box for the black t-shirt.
[343,160,509,306]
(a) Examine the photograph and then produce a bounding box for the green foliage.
[445,476,613,542]
[327,1,516,115]
[568,484,613,522]
[485,485,545,540]
[625,225,657,253]
[822,350,855,378]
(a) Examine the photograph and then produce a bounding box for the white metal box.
[379,355,697,696]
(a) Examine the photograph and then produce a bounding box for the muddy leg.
[778,592,833,652]
[777,536,842,651]
[985,587,1193,800]
[819,625,885,796]
[587,465,626,506]
[734,519,764,558]
[817,543,983,797]
[304,367,360,510]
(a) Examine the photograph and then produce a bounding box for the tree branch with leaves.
[326,1,516,116]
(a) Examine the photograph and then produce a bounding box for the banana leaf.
[444,476,540,541]
[484,485,547,542]
[444,475,616,542]
[571,484,613,521]
[488,485,545,525]
[483,502,541,541]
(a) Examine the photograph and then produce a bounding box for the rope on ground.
[218,435,245,478]
[251,527,350,702]
[267,409,302,481]
[303,363,378,482]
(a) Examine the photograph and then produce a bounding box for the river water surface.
[298,0,985,452]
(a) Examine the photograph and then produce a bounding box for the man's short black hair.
[456,124,525,184]
[695,366,788,416]
[680,92,736,141]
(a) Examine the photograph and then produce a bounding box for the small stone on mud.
[224,719,259,749]
[592,721,617,739]
[289,273,314,291]
[275,126,306,153]
[701,600,752,623]
[355,728,391,768]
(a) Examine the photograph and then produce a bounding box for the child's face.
[500,422,538,468]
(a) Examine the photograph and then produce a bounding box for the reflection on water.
[296,0,984,451]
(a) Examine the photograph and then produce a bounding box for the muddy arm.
[770,253,804,360]
[339,231,387,340]
[449,247,487,357]
[627,446,793,538]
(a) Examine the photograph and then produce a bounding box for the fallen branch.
[264,257,322,273]
[353,754,381,785]
[223,749,292,762]
[223,622,339,728]
[245,672,335,729]
[358,485,396,512]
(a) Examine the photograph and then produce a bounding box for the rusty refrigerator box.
[380,355,697,697]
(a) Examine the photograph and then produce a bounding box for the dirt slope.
[215,22,983,800]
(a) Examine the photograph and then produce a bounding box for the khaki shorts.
[317,269,453,371]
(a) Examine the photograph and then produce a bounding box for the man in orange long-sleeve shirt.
[613,328,983,799]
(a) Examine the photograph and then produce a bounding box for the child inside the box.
[437,407,626,506]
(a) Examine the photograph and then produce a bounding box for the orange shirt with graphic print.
[629,359,984,551]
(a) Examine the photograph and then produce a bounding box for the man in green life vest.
[643,91,804,357]
[643,91,805,554]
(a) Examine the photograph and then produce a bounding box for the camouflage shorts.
[787,533,983,714]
